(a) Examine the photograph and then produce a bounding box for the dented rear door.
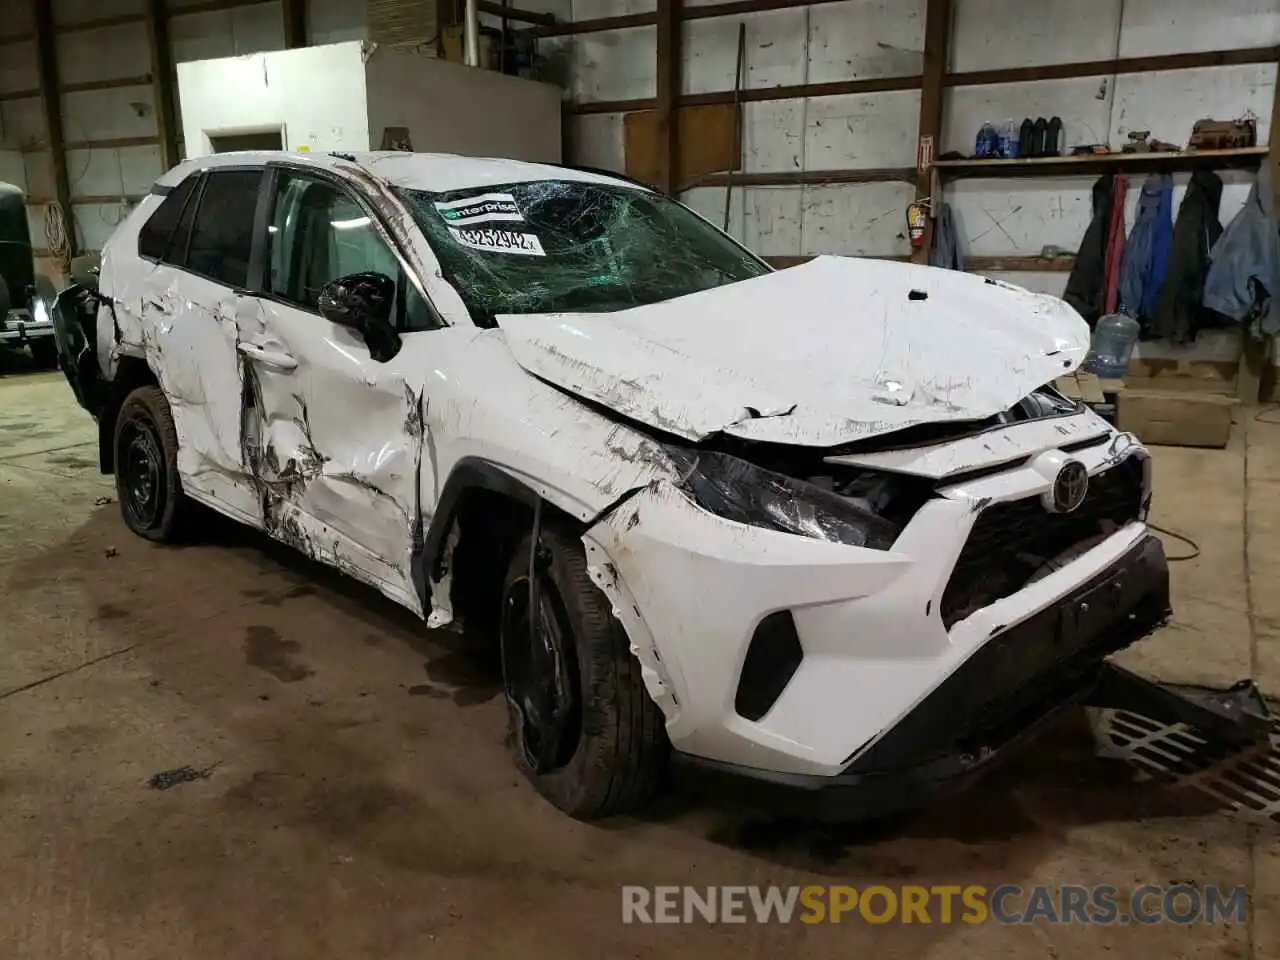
[234,166,427,614]
[133,167,266,524]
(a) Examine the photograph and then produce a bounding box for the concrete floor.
[1,358,1279,959]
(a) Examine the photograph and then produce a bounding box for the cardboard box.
[1117,390,1237,448]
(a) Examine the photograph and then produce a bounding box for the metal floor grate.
[1090,708,1280,822]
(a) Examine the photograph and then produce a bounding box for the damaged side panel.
[107,255,264,524]
[240,297,429,614]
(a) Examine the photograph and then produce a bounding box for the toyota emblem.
[1049,461,1089,513]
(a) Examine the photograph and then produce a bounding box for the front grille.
[939,457,1145,628]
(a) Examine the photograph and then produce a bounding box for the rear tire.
[500,521,667,819]
[113,385,192,542]
[28,337,57,369]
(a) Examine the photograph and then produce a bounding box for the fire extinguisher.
[906,200,929,249]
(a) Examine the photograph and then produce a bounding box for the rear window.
[137,175,197,261]
[396,179,768,325]
[180,169,262,288]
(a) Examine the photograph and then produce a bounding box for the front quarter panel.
[421,327,683,524]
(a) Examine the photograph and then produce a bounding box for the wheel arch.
[98,355,160,474]
[418,458,589,627]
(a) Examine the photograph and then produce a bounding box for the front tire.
[113,385,191,542]
[500,521,667,819]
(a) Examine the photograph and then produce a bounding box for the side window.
[184,169,262,288]
[267,170,429,329]
[165,174,204,266]
[137,175,197,261]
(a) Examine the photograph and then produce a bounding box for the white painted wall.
[555,0,1278,364]
[365,48,563,163]
[0,0,305,268]
[177,41,371,157]
[557,0,1277,271]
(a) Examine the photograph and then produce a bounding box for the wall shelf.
[932,146,1268,179]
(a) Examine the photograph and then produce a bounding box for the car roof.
[154,150,649,196]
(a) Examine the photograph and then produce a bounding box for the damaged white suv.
[52,151,1173,821]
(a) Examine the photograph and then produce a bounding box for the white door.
[235,166,436,613]
[136,166,266,525]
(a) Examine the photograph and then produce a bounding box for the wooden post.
[654,0,682,194]
[146,0,180,169]
[912,0,951,263]
[31,0,75,260]
[282,0,307,48]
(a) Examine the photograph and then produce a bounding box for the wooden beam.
[965,255,1076,272]
[19,135,162,153]
[946,44,1279,88]
[913,0,950,263]
[653,0,681,194]
[61,75,153,93]
[528,10,653,37]
[934,147,1267,179]
[282,0,307,47]
[476,1,556,26]
[32,0,75,260]
[55,13,148,34]
[688,167,916,188]
[0,88,40,102]
[571,73,921,115]
[530,0,859,37]
[146,0,180,169]
[166,0,279,17]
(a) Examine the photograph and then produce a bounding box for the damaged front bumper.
[671,534,1172,821]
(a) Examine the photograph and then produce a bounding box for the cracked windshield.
[396,179,769,324]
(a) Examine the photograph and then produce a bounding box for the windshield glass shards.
[396,179,770,325]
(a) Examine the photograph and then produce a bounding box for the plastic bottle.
[976,122,998,158]
[1000,119,1020,158]
[1085,312,1141,379]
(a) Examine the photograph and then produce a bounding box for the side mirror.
[70,253,100,292]
[318,271,400,362]
[318,271,395,331]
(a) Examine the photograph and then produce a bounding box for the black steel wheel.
[502,555,583,773]
[113,385,191,542]
[499,521,668,819]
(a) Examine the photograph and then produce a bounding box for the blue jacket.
[1203,166,1280,340]
[1119,174,1172,320]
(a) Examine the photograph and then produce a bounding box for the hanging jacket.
[928,201,964,271]
[1103,173,1128,315]
[1203,165,1280,340]
[1119,174,1173,321]
[1064,175,1114,327]
[1151,169,1224,344]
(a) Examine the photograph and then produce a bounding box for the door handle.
[237,341,298,371]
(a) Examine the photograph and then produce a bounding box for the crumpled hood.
[497,255,1090,447]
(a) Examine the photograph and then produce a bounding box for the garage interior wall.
[3,0,1275,352]
[551,0,1277,260]
[0,0,368,284]
[543,0,1279,370]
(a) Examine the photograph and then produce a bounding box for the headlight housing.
[664,447,901,550]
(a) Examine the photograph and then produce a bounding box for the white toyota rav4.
[52,150,1174,821]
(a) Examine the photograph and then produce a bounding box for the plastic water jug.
[1085,312,1140,379]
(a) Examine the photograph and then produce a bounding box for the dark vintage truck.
[0,181,58,367]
